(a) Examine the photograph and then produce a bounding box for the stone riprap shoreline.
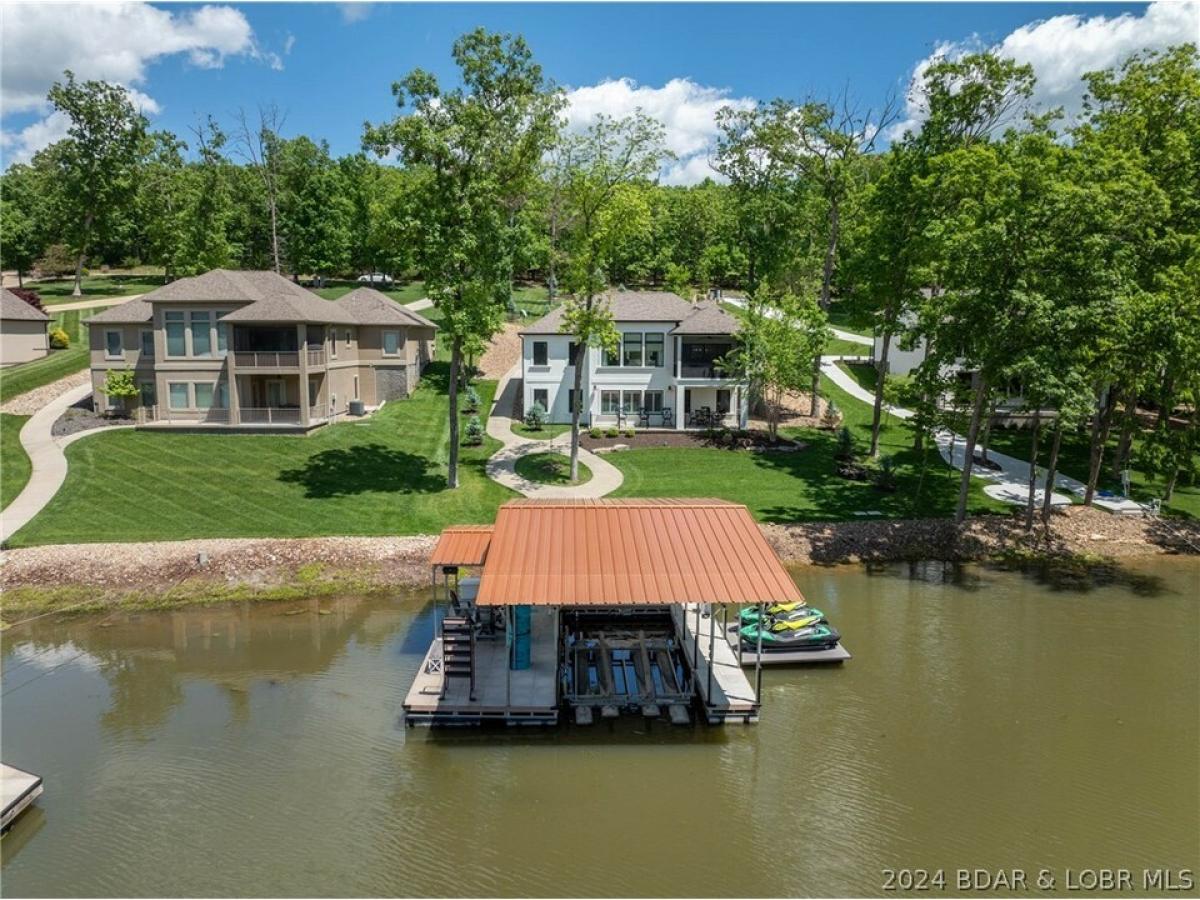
[1,507,1195,618]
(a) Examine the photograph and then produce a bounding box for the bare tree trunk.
[979,398,997,463]
[569,343,585,481]
[17,270,23,288]
[808,201,840,417]
[1163,466,1179,502]
[72,213,93,297]
[955,375,989,523]
[1024,409,1041,531]
[447,339,462,489]
[269,197,281,274]
[1084,387,1117,505]
[870,329,892,458]
[1041,418,1063,528]
[1111,390,1138,479]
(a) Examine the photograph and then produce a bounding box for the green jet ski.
[739,620,841,652]
[739,603,825,626]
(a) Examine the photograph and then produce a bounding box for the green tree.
[365,28,563,487]
[0,163,50,286]
[41,71,149,295]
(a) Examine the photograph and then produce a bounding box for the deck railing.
[234,351,300,368]
[240,407,302,425]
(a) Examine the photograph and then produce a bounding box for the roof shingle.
[0,289,50,322]
[521,290,694,334]
[334,287,437,328]
[85,297,153,325]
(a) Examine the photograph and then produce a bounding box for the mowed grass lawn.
[608,374,1008,522]
[0,310,90,403]
[7,365,516,547]
[314,279,429,305]
[29,273,167,305]
[1,414,32,510]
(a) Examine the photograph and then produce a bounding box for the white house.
[520,291,749,430]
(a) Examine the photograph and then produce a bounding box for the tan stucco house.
[0,288,51,367]
[86,270,436,429]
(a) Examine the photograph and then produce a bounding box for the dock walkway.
[2,763,43,831]
[674,605,759,724]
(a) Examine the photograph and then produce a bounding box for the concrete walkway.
[484,365,623,498]
[405,297,433,312]
[47,294,143,313]
[2,384,97,543]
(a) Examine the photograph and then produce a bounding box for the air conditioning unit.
[349,399,365,416]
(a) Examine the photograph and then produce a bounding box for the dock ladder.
[439,617,476,700]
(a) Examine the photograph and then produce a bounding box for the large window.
[215,382,228,409]
[644,333,665,367]
[567,341,578,364]
[168,382,189,410]
[105,330,122,359]
[621,391,640,414]
[139,382,156,407]
[165,312,186,356]
[194,383,215,409]
[603,344,620,366]
[622,333,643,367]
[532,341,548,366]
[532,388,548,410]
[140,330,154,358]
[601,390,620,414]
[382,331,401,356]
[644,390,664,412]
[216,312,228,355]
[190,311,212,356]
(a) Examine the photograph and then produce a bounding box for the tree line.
[1,31,1195,506]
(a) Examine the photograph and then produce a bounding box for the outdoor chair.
[637,408,651,427]
[661,407,673,427]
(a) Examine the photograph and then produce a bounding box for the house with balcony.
[86,269,436,430]
[519,291,748,430]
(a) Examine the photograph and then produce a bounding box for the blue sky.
[2,2,1196,181]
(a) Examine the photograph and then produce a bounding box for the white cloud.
[891,0,1200,140]
[1,2,275,164]
[339,3,374,25]
[564,77,756,185]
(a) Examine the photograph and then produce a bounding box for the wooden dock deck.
[2,763,43,832]
[403,607,560,725]
[673,605,759,724]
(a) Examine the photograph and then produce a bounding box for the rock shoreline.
[1,508,1195,618]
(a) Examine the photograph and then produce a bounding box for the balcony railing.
[240,407,302,425]
[306,349,326,366]
[678,363,730,379]
[140,405,340,426]
[234,351,299,368]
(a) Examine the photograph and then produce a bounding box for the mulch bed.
[52,399,133,438]
[581,428,805,452]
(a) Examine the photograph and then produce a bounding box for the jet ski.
[738,602,822,625]
[739,620,841,652]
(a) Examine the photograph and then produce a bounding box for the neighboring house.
[0,288,50,367]
[520,291,748,429]
[86,270,436,429]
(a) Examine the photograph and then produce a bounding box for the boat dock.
[674,605,760,723]
[2,763,43,832]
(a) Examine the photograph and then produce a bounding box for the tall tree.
[234,105,287,274]
[365,28,563,488]
[0,163,50,286]
[41,71,149,295]
[553,112,668,480]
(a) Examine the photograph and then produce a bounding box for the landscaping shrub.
[834,426,856,462]
[8,288,44,312]
[462,415,484,446]
[99,368,139,413]
[604,426,619,438]
[464,385,480,414]
[820,400,840,430]
[589,426,603,439]
[873,455,899,492]
[48,327,70,349]
[524,402,547,430]
[624,426,635,439]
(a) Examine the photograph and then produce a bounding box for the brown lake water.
[2,559,1197,897]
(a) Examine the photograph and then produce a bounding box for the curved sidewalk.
[2,384,95,543]
[484,365,623,498]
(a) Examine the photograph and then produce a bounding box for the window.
[644,390,664,412]
[308,377,319,408]
[567,341,578,364]
[601,390,620,414]
[344,330,352,348]
[331,330,338,358]
[382,331,401,356]
[140,330,154,358]
[190,311,212,356]
[622,332,643,367]
[165,312,186,356]
[603,344,620,366]
[645,333,665,367]
[717,389,731,415]
[216,312,228,355]
[532,388,548,411]
[622,391,641,414]
[353,376,360,400]
[532,341,548,366]
[194,383,215,409]
[139,382,156,406]
[567,388,580,413]
[215,382,228,409]
[168,382,189,410]
[105,330,123,359]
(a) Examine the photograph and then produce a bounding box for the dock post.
[736,604,744,668]
[754,602,764,703]
[505,605,512,711]
[706,604,715,701]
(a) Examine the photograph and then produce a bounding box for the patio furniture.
[660,407,673,427]
[638,408,651,427]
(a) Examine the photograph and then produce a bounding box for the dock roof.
[430,525,494,568]
[472,499,802,607]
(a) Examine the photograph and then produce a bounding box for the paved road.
[484,365,623,498]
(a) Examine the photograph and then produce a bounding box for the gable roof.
[474,499,803,607]
[85,297,153,325]
[671,301,740,335]
[521,290,694,334]
[334,287,437,329]
[142,269,359,325]
[0,289,50,322]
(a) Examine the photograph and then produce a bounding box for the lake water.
[2,559,1197,897]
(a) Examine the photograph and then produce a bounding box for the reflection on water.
[2,560,1197,897]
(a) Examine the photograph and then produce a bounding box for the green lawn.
[28,274,166,305]
[608,373,1007,522]
[824,336,873,357]
[825,301,874,335]
[514,451,592,486]
[1,414,32,510]
[314,279,428,305]
[0,310,90,403]
[6,365,517,547]
[511,421,572,440]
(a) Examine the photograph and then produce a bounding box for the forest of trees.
[1,32,1196,507]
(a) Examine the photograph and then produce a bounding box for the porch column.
[227,351,241,425]
[297,323,310,426]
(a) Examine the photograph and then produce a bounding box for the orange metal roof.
[474,499,802,607]
[429,525,493,568]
